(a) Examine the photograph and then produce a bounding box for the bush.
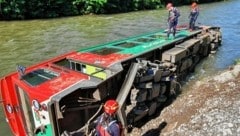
[0,0,224,20]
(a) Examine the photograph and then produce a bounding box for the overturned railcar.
[0,26,221,136]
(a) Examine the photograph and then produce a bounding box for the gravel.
[129,64,240,136]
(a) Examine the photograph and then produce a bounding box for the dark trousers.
[167,20,177,38]
[189,18,196,30]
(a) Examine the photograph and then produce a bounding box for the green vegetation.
[0,0,224,20]
[235,59,240,64]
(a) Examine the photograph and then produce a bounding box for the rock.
[129,64,240,136]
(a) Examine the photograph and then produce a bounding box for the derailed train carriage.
[0,25,221,136]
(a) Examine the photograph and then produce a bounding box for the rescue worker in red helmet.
[96,100,120,136]
[166,3,180,39]
[189,2,199,31]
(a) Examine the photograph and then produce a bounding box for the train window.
[16,86,35,135]
[90,47,121,55]
[54,59,70,68]
[149,34,166,39]
[134,38,156,43]
[22,69,59,86]
[114,42,139,48]
[82,65,86,73]
[69,61,85,72]
[76,63,81,71]
[70,62,76,70]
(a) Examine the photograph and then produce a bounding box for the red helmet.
[104,100,119,115]
[166,3,173,9]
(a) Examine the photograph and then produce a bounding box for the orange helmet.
[104,100,119,115]
[166,3,173,9]
[191,2,197,8]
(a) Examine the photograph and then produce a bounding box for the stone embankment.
[130,64,240,136]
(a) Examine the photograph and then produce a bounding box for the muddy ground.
[129,64,240,136]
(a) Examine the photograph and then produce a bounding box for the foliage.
[24,0,78,18]
[0,0,224,20]
[104,0,121,13]
[235,59,240,65]
[0,0,26,19]
[73,0,107,14]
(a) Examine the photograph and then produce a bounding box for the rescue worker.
[96,100,120,136]
[166,3,180,39]
[189,2,199,31]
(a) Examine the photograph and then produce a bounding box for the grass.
[234,58,240,64]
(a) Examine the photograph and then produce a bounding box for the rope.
[85,104,103,135]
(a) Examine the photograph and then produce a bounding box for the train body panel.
[0,26,222,136]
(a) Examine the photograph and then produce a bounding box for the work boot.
[173,31,176,39]
[166,34,170,40]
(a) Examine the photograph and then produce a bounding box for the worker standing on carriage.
[166,3,180,39]
[189,2,199,31]
[96,100,121,136]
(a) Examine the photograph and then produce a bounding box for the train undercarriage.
[46,27,222,136]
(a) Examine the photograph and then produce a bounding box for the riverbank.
[0,0,224,20]
[0,1,239,135]
[129,63,240,136]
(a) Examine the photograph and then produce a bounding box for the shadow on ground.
[142,121,167,136]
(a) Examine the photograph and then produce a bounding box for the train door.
[16,86,35,136]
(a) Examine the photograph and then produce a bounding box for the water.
[1,0,239,135]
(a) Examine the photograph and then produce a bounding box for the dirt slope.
[129,64,240,136]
